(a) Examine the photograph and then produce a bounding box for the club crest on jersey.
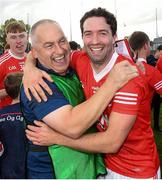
[9,65,16,70]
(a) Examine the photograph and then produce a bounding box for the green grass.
[152,105,162,171]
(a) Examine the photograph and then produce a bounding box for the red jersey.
[71,50,159,178]
[137,58,162,100]
[0,51,26,109]
[156,55,162,73]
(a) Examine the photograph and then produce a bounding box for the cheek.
[83,37,90,45]
[22,39,27,44]
[9,41,16,47]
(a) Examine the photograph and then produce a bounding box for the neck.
[91,63,107,73]
[9,50,25,58]
[11,98,19,105]
[91,50,114,73]
[136,50,147,59]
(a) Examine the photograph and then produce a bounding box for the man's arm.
[41,72,130,138]
[34,61,138,138]
[26,112,136,153]
[23,52,138,102]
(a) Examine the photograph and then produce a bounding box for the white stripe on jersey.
[114,92,138,105]
[113,100,137,105]
[154,80,162,90]
[0,53,11,65]
[115,95,137,101]
[115,92,138,97]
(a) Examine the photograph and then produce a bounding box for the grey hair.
[30,19,59,46]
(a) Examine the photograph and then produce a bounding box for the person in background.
[129,31,162,133]
[24,8,160,179]
[155,45,162,66]
[156,45,162,72]
[0,72,26,179]
[69,41,81,51]
[147,45,162,131]
[0,21,28,109]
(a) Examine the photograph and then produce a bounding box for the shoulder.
[20,80,69,120]
[71,50,89,62]
[156,56,162,72]
[71,50,90,69]
[116,54,133,62]
[0,52,11,65]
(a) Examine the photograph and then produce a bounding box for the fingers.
[24,80,52,102]
[108,60,139,90]
[39,77,53,96]
[25,127,47,146]
[29,86,42,102]
[27,124,40,132]
[34,120,46,127]
[126,71,139,81]
[119,60,138,75]
[126,66,138,75]
[42,71,53,82]
[29,77,53,102]
[34,84,48,102]
[32,141,41,146]
[136,62,145,74]
[24,85,32,101]
[26,129,39,143]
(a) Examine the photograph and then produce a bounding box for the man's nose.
[91,34,99,44]
[16,38,22,44]
[54,44,64,54]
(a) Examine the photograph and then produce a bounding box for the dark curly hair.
[80,7,117,36]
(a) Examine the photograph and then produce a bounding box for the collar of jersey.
[9,50,26,59]
[36,60,74,77]
[92,51,118,82]
[137,57,147,63]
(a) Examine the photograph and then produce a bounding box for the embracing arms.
[23,52,138,138]
[27,111,136,153]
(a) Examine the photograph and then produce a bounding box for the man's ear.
[113,34,118,45]
[143,43,148,50]
[31,48,38,59]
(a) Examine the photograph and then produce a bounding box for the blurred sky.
[0,0,162,46]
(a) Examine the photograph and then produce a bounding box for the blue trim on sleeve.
[20,80,69,123]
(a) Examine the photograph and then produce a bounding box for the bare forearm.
[43,78,118,138]
[55,130,119,153]
[27,113,135,153]
[68,78,117,136]
[54,113,135,153]
[24,52,36,68]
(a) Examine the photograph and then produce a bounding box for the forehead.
[83,16,110,31]
[7,31,27,37]
[35,23,65,43]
